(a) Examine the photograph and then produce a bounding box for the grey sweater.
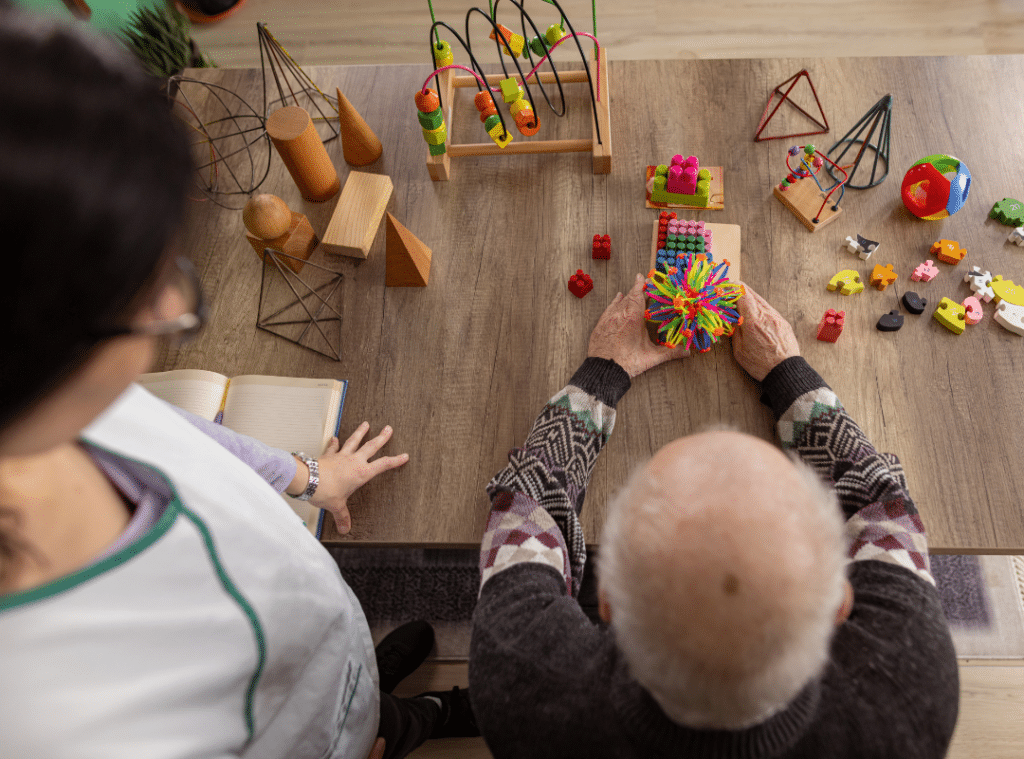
[469,357,959,758]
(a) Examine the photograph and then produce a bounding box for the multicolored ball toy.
[901,154,972,220]
[644,252,745,352]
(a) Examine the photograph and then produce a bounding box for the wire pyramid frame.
[754,69,829,142]
[826,94,893,189]
[257,22,340,144]
[256,249,344,361]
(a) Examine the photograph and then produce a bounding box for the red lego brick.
[592,234,611,259]
[817,308,845,342]
[568,269,594,298]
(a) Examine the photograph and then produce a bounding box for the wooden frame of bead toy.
[415,0,612,181]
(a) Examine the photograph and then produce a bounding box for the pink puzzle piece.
[962,296,983,324]
[911,260,939,282]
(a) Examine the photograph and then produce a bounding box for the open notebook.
[136,370,348,538]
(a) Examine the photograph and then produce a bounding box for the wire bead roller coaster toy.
[644,249,745,353]
[774,144,850,231]
[416,0,612,180]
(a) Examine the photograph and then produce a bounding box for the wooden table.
[164,57,1024,553]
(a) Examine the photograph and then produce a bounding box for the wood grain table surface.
[162,56,1024,552]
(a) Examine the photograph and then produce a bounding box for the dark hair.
[0,10,195,433]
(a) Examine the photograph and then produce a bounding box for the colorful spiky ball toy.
[644,252,745,352]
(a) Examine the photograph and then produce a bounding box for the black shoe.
[375,620,435,694]
[418,686,480,738]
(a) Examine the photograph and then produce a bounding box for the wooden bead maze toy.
[774,144,848,232]
[416,0,611,180]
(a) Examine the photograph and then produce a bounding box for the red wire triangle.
[754,69,829,142]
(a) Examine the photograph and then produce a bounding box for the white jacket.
[0,385,379,759]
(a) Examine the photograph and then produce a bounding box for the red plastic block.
[817,308,845,342]
[592,234,611,259]
[568,269,594,298]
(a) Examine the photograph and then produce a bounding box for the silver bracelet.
[291,452,319,501]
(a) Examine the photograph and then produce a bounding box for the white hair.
[599,450,847,730]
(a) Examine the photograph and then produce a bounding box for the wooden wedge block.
[321,171,394,258]
[385,213,432,287]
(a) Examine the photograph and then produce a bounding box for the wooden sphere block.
[266,106,341,202]
[246,211,318,274]
[243,194,292,239]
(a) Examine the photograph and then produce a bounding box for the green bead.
[417,109,444,129]
[433,40,453,68]
[655,164,668,177]
[428,141,447,156]
[804,145,816,156]
[484,114,501,131]
[529,36,548,56]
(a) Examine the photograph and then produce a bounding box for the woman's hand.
[588,273,689,378]
[730,283,801,381]
[301,423,409,535]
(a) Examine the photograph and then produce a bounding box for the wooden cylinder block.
[266,106,341,202]
[243,194,292,239]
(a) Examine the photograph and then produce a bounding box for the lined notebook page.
[135,370,229,421]
[221,376,342,453]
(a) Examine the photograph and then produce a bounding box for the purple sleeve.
[165,404,298,494]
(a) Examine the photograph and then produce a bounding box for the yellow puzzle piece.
[990,276,1024,306]
[827,269,864,295]
[933,297,967,334]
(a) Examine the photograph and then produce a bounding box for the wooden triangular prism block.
[337,87,383,166]
[385,213,431,287]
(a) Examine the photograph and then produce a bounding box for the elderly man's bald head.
[599,430,847,729]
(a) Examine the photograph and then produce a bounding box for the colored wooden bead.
[827,269,864,295]
[930,239,966,265]
[869,263,898,291]
[478,106,499,123]
[489,24,524,57]
[487,122,513,148]
[514,110,539,136]
[592,234,611,260]
[418,108,444,129]
[902,291,927,314]
[991,275,1024,306]
[483,114,501,132]
[427,141,446,156]
[546,23,566,46]
[817,309,845,342]
[911,259,939,282]
[415,88,440,113]
[422,123,447,145]
[510,98,533,116]
[962,296,983,324]
[474,90,496,112]
[529,35,548,56]
[877,310,904,332]
[933,297,967,334]
[568,269,594,298]
[499,77,521,103]
[433,40,453,68]
[994,301,1024,335]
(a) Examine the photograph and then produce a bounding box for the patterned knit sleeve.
[760,357,933,586]
[480,358,630,598]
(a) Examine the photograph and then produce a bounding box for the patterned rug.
[329,547,1024,660]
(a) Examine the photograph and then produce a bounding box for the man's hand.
[301,423,409,535]
[588,273,689,378]
[731,283,801,381]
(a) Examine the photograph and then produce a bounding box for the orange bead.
[515,110,539,136]
[474,90,496,112]
[479,106,499,123]
[415,88,440,113]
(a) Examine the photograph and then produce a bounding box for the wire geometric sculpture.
[754,69,829,142]
[256,248,344,361]
[826,94,893,189]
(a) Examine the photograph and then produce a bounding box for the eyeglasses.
[90,256,208,344]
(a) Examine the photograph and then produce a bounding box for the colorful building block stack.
[651,154,712,207]
[654,214,713,275]
[415,88,447,157]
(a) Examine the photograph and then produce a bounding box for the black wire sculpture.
[827,94,893,189]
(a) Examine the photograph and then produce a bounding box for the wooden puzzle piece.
[990,198,1024,227]
[817,309,845,342]
[933,297,967,334]
[902,291,927,314]
[869,263,898,291]
[994,301,1024,335]
[827,269,864,295]
[876,310,904,331]
[990,275,1024,306]
[911,260,939,282]
[962,296,983,324]
[964,267,995,302]
[930,239,966,265]
[845,234,878,260]
[1008,227,1024,246]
